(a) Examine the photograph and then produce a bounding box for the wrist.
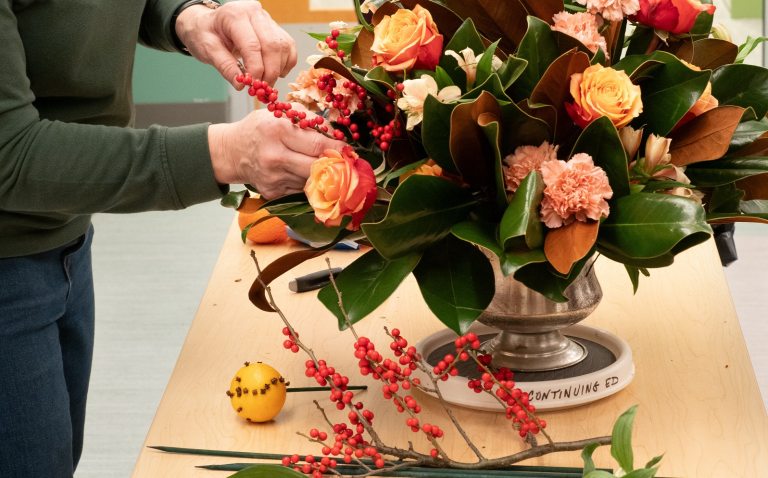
[172,0,221,52]
[208,123,240,185]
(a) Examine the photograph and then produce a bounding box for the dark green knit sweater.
[0,0,225,257]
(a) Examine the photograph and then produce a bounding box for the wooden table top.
[132,220,768,477]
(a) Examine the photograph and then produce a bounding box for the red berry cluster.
[281,326,300,353]
[282,452,336,478]
[325,29,346,60]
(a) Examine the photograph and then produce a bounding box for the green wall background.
[731,0,763,19]
[132,45,228,104]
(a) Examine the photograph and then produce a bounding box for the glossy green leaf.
[625,25,656,57]
[571,116,631,199]
[711,64,768,119]
[500,171,544,250]
[318,249,421,329]
[434,66,455,89]
[513,256,587,302]
[439,18,486,90]
[220,190,249,210]
[364,66,396,88]
[497,99,552,153]
[362,176,476,259]
[728,118,768,153]
[581,442,601,475]
[475,40,500,86]
[598,193,712,260]
[611,405,638,473]
[686,157,768,187]
[514,16,560,100]
[689,0,714,37]
[413,237,495,335]
[452,220,501,255]
[228,464,305,478]
[421,95,459,173]
[625,265,640,293]
[708,183,745,212]
[463,73,511,101]
[279,213,351,244]
[500,248,548,277]
[736,35,768,64]
[479,119,509,210]
[497,56,528,90]
[634,51,710,136]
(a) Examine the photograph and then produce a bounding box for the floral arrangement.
[229,0,768,340]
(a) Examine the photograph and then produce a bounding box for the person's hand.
[175,1,297,87]
[208,109,347,199]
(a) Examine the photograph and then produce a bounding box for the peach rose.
[632,0,716,35]
[566,64,643,129]
[304,147,377,231]
[371,5,443,72]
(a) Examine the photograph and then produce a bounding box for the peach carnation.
[575,0,640,22]
[287,68,360,121]
[552,11,609,58]
[540,153,613,228]
[502,142,559,193]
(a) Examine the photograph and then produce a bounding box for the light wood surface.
[132,220,768,477]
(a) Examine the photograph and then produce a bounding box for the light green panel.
[730,0,763,19]
[132,45,228,104]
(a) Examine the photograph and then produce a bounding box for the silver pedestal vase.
[477,254,602,372]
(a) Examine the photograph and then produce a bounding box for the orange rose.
[633,0,716,35]
[675,60,719,128]
[304,147,377,231]
[371,5,443,72]
[566,64,643,129]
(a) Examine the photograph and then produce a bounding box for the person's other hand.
[175,1,297,88]
[208,109,347,199]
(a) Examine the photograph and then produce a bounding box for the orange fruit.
[227,361,288,423]
[237,197,288,244]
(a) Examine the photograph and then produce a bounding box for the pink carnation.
[575,0,640,22]
[552,11,609,59]
[287,68,360,121]
[502,141,559,193]
[540,153,613,228]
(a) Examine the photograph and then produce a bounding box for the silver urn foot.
[477,255,602,372]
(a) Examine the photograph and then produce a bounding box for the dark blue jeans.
[0,226,95,478]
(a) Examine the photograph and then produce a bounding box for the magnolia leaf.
[228,464,305,478]
[728,119,768,153]
[711,64,768,119]
[677,38,738,70]
[635,51,711,136]
[439,18,486,90]
[449,91,501,189]
[421,95,459,173]
[597,193,711,261]
[362,175,476,259]
[513,255,588,302]
[736,173,768,200]
[530,49,590,143]
[497,56,528,90]
[669,106,746,166]
[625,265,641,293]
[571,116,631,199]
[249,248,331,312]
[625,25,656,56]
[451,220,501,256]
[518,0,563,24]
[370,1,399,25]
[514,16,561,100]
[686,157,768,187]
[500,248,548,277]
[352,28,375,70]
[496,101,552,154]
[318,249,421,329]
[500,171,544,250]
[708,183,744,212]
[611,405,638,473]
[221,190,250,210]
[478,116,508,210]
[463,72,511,101]
[443,0,529,52]
[475,40,501,87]
[544,221,599,275]
[518,100,558,138]
[413,236,495,335]
[689,0,714,37]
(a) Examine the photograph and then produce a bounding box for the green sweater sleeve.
[139,0,188,52]
[0,1,225,216]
